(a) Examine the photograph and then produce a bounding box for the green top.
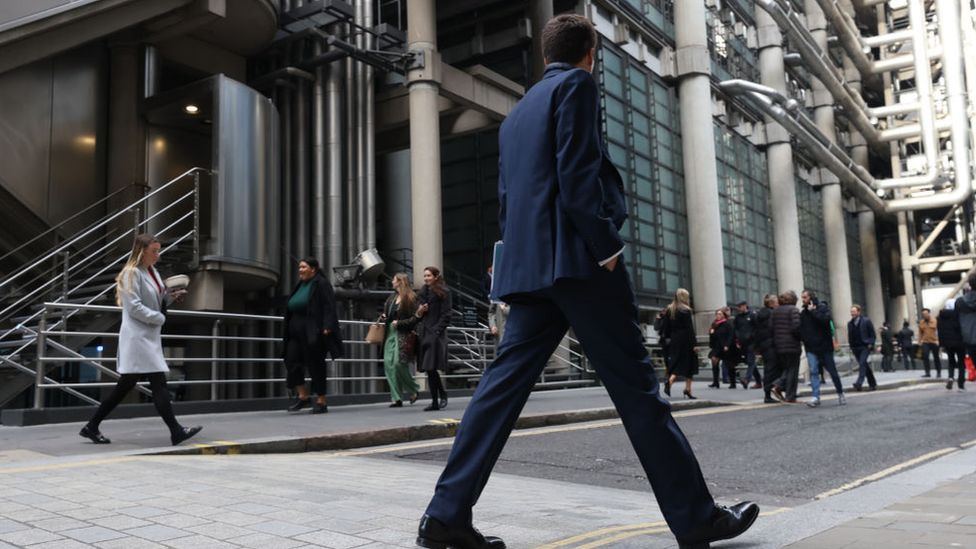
[288,280,313,312]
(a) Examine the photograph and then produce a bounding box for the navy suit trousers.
[424,263,715,537]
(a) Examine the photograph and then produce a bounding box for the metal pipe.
[870,46,943,73]
[869,102,921,117]
[720,81,887,212]
[863,29,914,47]
[143,44,159,98]
[356,0,367,252]
[814,0,879,84]
[293,78,310,258]
[756,0,882,147]
[313,39,327,264]
[280,78,294,290]
[364,0,376,249]
[344,20,358,263]
[886,0,973,210]
[326,32,344,274]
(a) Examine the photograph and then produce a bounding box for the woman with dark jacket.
[382,272,421,406]
[415,266,453,411]
[938,301,966,390]
[660,288,699,399]
[707,308,734,388]
[771,290,802,402]
[283,257,344,414]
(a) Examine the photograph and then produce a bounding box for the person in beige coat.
[79,234,202,446]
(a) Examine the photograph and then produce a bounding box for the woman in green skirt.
[382,272,421,407]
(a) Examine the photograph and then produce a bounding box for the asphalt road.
[373,384,976,509]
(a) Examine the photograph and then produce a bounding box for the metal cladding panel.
[0,59,52,216]
[213,75,280,276]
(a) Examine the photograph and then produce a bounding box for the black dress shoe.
[390,400,404,408]
[439,397,448,409]
[423,404,440,412]
[409,392,419,405]
[171,426,203,446]
[79,425,111,444]
[312,403,329,414]
[416,514,505,549]
[676,502,759,549]
[288,398,310,412]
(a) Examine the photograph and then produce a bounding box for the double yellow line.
[535,509,790,549]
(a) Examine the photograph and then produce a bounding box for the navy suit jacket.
[847,316,876,350]
[491,63,627,301]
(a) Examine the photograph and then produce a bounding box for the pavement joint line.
[815,446,960,499]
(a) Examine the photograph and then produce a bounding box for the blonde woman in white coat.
[79,234,202,446]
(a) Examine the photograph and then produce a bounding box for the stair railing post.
[34,309,47,410]
[61,251,70,300]
[132,206,141,238]
[211,319,221,401]
[192,171,201,266]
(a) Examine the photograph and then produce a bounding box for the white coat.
[117,266,173,374]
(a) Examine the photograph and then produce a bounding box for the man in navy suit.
[416,14,758,549]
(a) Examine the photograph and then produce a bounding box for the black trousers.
[285,315,328,396]
[945,346,967,387]
[921,342,942,376]
[87,373,181,433]
[427,370,445,404]
[760,347,781,396]
[777,352,801,401]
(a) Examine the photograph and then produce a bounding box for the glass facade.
[846,214,866,309]
[795,174,831,302]
[598,44,690,304]
[715,123,777,306]
[440,131,502,279]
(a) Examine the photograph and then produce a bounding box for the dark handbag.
[402,331,418,356]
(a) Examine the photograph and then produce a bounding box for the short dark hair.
[922,307,931,313]
[542,14,598,65]
[300,257,320,271]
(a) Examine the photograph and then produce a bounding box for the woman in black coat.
[771,290,802,402]
[661,288,699,399]
[707,308,734,388]
[415,266,453,411]
[283,257,344,414]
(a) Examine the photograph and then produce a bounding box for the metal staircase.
[0,167,208,408]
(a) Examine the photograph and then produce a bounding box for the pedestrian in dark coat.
[938,301,966,390]
[415,266,453,411]
[283,257,344,414]
[879,321,895,372]
[754,293,781,403]
[771,290,801,402]
[896,322,916,370]
[661,288,698,399]
[847,304,877,391]
[707,309,734,388]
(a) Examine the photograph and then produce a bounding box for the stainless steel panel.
[212,75,280,275]
[48,46,105,228]
[0,60,52,217]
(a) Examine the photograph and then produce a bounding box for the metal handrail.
[0,183,139,266]
[0,167,208,293]
[28,300,601,409]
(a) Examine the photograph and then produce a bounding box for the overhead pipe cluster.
[264,0,404,289]
[745,0,973,212]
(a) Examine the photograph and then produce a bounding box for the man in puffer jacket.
[938,300,965,390]
[771,290,802,402]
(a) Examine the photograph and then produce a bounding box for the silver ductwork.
[885,0,973,211]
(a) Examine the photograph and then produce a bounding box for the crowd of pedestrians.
[654,274,976,409]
